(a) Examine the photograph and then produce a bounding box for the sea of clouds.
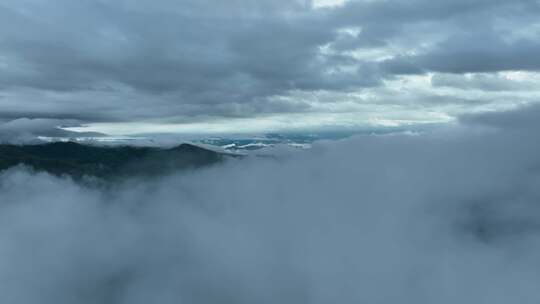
[1,106,540,303]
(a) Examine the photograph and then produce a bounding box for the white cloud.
[312,0,349,8]
[2,106,540,303]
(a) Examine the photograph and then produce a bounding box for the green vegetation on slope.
[0,142,230,179]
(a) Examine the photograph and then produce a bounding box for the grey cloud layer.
[1,0,539,123]
[0,118,105,144]
[1,105,540,303]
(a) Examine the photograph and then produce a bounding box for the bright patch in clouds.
[67,111,452,136]
[312,0,349,8]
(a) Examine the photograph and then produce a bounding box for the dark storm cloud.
[1,105,540,303]
[371,0,540,74]
[384,34,540,74]
[0,0,539,123]
[0,1,366,96]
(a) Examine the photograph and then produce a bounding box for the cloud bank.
[0,118,105,144]
[1,106,540,303]
[1,0,540,132]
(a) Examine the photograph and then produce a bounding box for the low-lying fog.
[1,106,540,303]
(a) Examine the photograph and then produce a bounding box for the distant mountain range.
[196,133,316,151]
[30,129,419,153]
[0,142,233,179]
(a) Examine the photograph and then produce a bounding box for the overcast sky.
[1,0,540,135]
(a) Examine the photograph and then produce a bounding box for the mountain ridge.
[0,141,233,179]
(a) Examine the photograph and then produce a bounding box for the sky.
[1,0,540,137]
[2,2,540,301]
